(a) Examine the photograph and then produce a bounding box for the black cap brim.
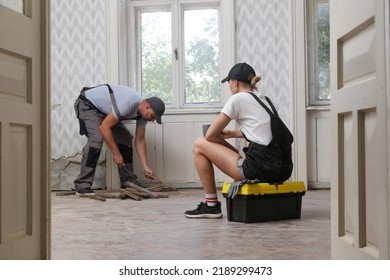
[155,114,162,124]
[221,76,230,83]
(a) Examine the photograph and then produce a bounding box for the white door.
[0,1,50,259]
[330,0,389,259]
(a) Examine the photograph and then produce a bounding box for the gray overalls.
[73,84,140,191]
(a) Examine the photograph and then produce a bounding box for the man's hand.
[113,153,125,167]
[100,112,126,167]
[143,166,154,179]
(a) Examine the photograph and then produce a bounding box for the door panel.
[330,0,388,259]
[0,1,49,259]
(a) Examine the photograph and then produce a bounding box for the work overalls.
[73,86,138,191]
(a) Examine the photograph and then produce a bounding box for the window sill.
[306,105,330,111]
[164,108,221,115]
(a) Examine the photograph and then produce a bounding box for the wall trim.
[106,0,119,83]
[291,0,308,185]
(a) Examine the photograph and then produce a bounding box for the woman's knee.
[193,137,207,153]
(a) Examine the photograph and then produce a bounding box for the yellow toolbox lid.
[222,181,306,195]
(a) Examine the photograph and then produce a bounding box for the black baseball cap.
[221,62,256,84]
[148,97,165,124]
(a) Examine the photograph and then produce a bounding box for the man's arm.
[99,112,125,167]
[134,123,154,178]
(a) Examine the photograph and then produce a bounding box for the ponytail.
[250,75,262,90]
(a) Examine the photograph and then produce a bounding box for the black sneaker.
[76,187,95,196]
[184,202,222,219]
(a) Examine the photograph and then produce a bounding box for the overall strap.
[82,84,124,120]
[247,92,277,117]
[264,96,279,116]
[105,84,123,121]
[81,84,104,93]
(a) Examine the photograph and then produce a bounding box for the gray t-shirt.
[84,84,147,127]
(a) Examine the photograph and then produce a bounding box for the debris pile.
[55,175,177,202]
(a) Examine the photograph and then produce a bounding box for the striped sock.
[205,193,218,207]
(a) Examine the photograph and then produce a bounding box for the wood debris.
[55,191,76,196]
[79,194,106,202]
[120,188,142,201]
[121,181,169,200]
[146,175,177,191]
[54,176,177,202]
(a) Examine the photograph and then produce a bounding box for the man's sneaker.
[184,201,222,219]
[76,187,95,196]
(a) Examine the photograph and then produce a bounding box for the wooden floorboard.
[51,189,330,260]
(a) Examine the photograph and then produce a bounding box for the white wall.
[236,0,293,130]
[50,0,108,159]
[307,110,331,188]
[50,0,110,190]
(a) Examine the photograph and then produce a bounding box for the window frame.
[306,0,330,107]
[180,4,221,108]
[121,0,235,111]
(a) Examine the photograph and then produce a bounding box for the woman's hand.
[221,129,242,139]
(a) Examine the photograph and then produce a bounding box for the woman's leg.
[185,137,242,218]
[193,137,242,194]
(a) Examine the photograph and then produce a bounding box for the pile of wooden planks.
[118,174,177,200]
[143,174,177,192]
[120,181,169,201]
[55,176,177,202]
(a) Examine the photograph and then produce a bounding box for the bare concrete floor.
[51,188,330,260]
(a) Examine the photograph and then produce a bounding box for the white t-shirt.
[84,84,147,127]
[221,91,272,145]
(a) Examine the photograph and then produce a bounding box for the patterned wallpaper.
[50,0,107,159]
[49,0,293,159]
[236,0,292,127]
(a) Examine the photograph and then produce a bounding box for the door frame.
[41,0,51,259]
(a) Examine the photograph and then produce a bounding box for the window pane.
[184,9,220,104]
[316,1,330,100]
[141,12,173,103]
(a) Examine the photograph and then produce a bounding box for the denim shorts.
[241,142,293,183]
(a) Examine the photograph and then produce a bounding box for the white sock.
[205,193,218,207]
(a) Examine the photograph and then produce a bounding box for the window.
[183,8,220,105]
[140,11,173,103]
[126,0,226,109]
[307,0,330,106]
